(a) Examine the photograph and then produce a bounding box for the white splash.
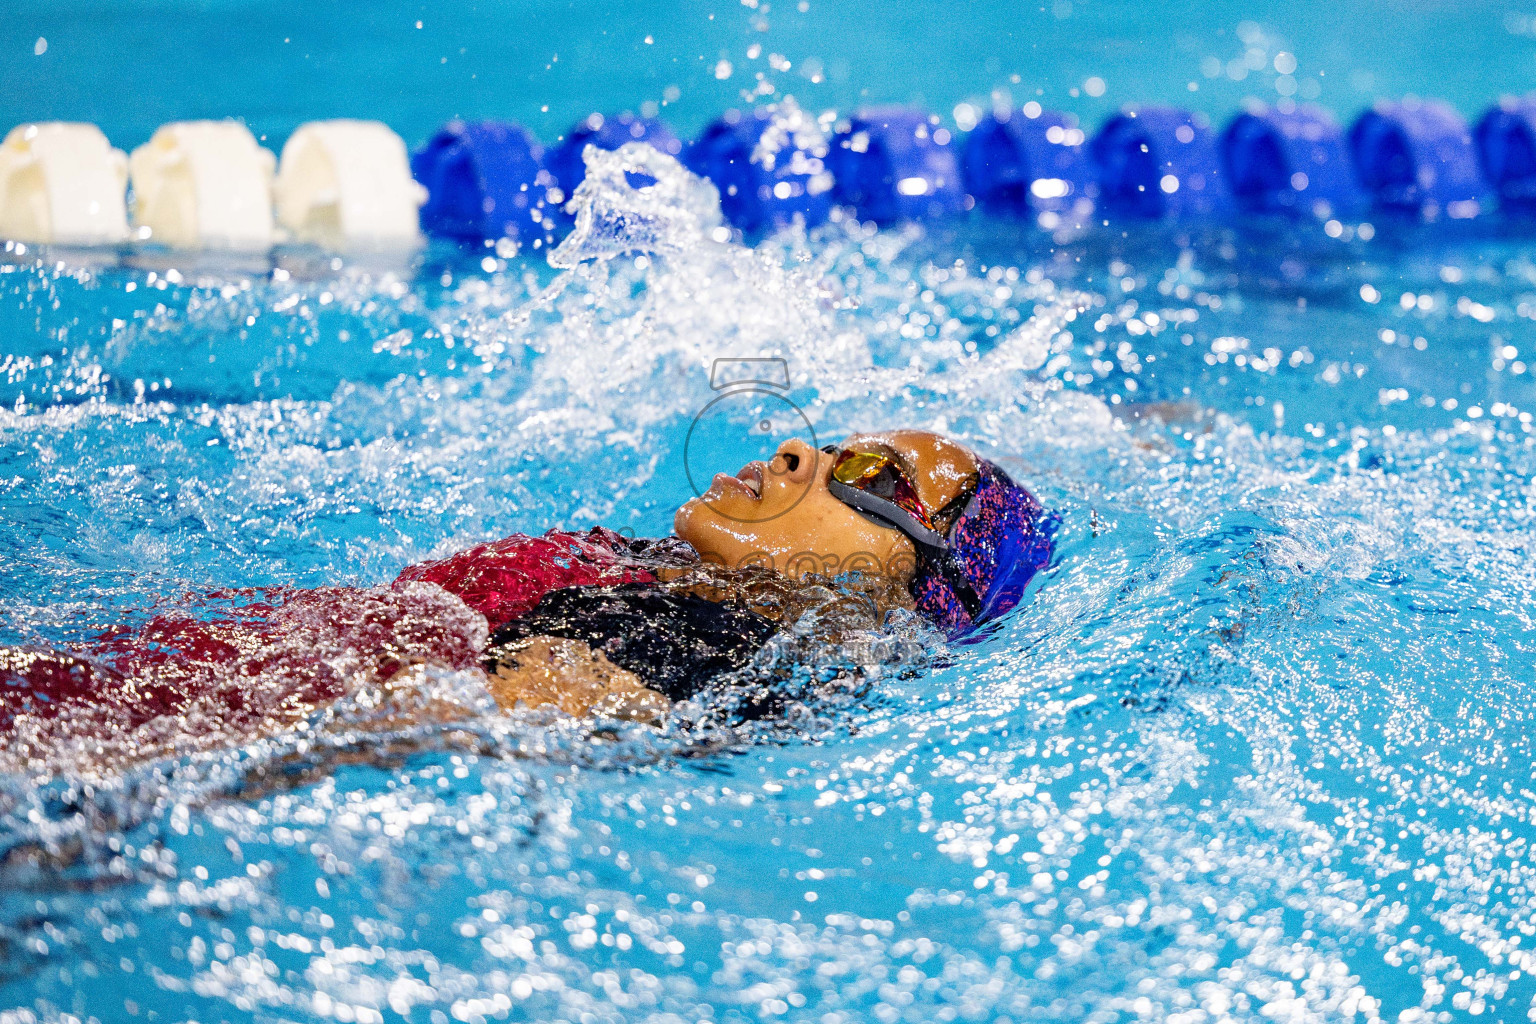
[548,142,724,269]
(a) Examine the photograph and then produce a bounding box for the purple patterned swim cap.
[910,460,1057,635]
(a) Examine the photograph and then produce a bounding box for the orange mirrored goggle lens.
[828,449,938,532]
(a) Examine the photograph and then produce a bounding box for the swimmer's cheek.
[487,636,670,725]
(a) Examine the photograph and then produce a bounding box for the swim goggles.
[823,445,986,615]
[824,446,951,548]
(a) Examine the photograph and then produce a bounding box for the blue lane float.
[827,109,966,225]
[962,108,1092,219]
[1348,100,1483,220]
[546,112,682,199]
[1475,98,1536,214]
[685,107,833,232]
[412,120,552,243]
[1219,103,1362,219]
[18,96,1536,252]
[1091,106,1230,220]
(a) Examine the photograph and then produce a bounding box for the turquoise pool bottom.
[1,217,1535,1022]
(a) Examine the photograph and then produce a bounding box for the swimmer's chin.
[673,496,715,547]
[674,491,741,535]
[673,497,699,539]
[674,496,741,564]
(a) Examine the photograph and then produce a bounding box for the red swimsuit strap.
[393,527,656,631]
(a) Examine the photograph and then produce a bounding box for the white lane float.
[0,122,129,245]
[128,120,276,249]
[274,119,425,248]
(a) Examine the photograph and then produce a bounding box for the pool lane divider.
[0,96,1531,250]
[129,121,277,249]
[0,123,130,245]
[1475,99,1536,214]
[825,108,967,225]
[1348,100,1485,221]
[1474,98,1536,216]
[0,118,424,250]
[685,106,833,232]
[1092,107,1229,220]
[272,120,426,248]
[1220,104,1362,219]
[413,120,551,243]
[551,112,681,203]
[962,106,1092,221]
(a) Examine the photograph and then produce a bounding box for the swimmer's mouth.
[712,461,765,500]
[738,462,764,498]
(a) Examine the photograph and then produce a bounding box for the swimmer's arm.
[485,636,670,723]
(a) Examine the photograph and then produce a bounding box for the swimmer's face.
[673,431,979,582]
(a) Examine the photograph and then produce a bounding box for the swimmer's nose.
[769,438,818,482]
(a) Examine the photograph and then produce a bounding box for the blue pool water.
[7,0,1536,153]
[5,2,1536,1023]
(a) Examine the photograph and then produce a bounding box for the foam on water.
[2,146,1535,1022]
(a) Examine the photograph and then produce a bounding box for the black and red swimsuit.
[1,528,774,732]
[400,527,774,702]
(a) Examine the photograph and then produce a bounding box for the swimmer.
[0,430,1054,770]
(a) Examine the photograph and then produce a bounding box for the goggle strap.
[932,477,980,534]
[827,479,950,549]
[911,483,986,619]
[920,545,983,619]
